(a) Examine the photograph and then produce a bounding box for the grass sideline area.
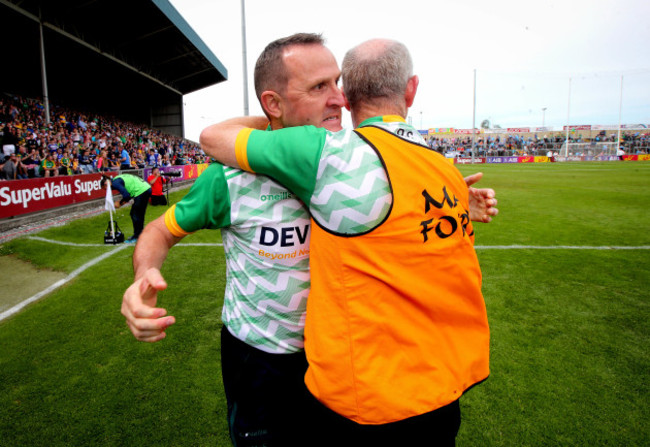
[0,161,648,446]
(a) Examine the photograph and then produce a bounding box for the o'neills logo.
[419,185,472,242]
[0,178,103,208]
[260,191,294,201]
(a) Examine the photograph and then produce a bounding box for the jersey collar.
[358,115,407,127]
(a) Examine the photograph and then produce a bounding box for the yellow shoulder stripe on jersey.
[382,115,407,123]
[235,128,255,173]
[164,204,191,237]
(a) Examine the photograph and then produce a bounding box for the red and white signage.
[0,173,116,219]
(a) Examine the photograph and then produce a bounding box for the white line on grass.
[3,238,646,323]
[25,237,648,250]
[0,244,129,322]
[27,236,114,247]
[25,236,223,247]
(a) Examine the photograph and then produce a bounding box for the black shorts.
[220,326,310,447]
[305,392,461,447]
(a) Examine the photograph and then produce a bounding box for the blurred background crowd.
[0,93,209,180]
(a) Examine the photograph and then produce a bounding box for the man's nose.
[328,86,345,107]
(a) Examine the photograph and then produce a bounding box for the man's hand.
[121,268,175,342]
[464,172,499,223]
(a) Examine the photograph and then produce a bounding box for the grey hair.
[341,39,412,107]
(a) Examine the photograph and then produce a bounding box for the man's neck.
[351,102,406,128]
[269,118,284,131]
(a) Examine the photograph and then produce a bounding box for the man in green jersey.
[122,34,345,446]
[123,34,497,446]
[199,38,496,445]
[102,174,152,243]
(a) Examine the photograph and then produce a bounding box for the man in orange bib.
[200,38,491,445]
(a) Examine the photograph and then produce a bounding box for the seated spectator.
[108,153,120,171]
[21,149,41,177]
[2,124,18,161]
[132,152,145,169]
[146,148,160,167]
[40,153,58,177]
[96,150,109,172]
[16,154,30,179]
[71,154,81,174]
[59,150,72,175]
[78,149,93,174]
[1,153,20,180]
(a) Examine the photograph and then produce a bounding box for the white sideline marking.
[25,236,223,247]
[27,236,113,247]
[25,237,648,250]
[2,238,646,323]
[0,245,129,322]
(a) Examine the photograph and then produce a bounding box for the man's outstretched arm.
[121,215,182,342]
[199,116,268,168]
[200,118,499,223]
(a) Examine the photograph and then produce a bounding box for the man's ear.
[343,91,351,112]
[405,75,419,108]
[260,91,282,119]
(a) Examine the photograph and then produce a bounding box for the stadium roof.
[0,0,228,95]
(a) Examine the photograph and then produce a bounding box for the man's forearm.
[199,116,268,168]
[132,215,182,280]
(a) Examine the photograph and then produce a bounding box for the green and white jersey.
[165,163,311,353]
[241,116,428,234]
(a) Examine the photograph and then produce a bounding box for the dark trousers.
[150,194,167,206]
[305,393,461,447]
[220,326,310,447]
[130,189,151,238]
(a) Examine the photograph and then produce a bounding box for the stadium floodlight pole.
[564,77,572,157]
[240,0,249,116]
[617,75,624,154]
[38,13,51,126]
[472,68,476,163]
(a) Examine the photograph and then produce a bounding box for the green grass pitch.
[0,161,648,446]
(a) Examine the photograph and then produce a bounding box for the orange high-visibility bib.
[304,125,490,424]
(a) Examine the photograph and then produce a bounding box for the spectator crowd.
[3,92,647,179]
[426,131,649,158]
[0,93,210,180]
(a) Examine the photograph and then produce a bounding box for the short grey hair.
[341,39,413,107]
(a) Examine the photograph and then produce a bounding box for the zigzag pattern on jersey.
[228,169,307,222]
[224,280,309,324]
[236,315,307,353]
[311,134,392,234]
[222,274,310,354]
[221,166,311,353]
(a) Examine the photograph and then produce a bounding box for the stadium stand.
[1,0,226,138]
[0,0,227,231]
[0,93,210,179]
[425,131,649,158]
